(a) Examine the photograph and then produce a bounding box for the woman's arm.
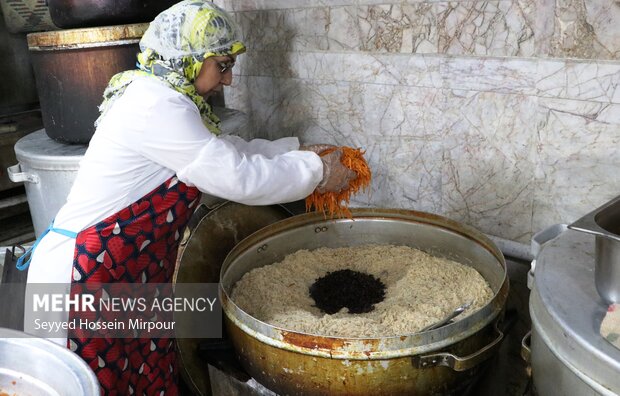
[116,82,323,205]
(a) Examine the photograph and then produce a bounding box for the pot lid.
[14,129,87,170]
[173,201,295,396]
[532,229,620,390]
[27,23,148,50]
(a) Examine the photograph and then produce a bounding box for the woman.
[21,1,355,394]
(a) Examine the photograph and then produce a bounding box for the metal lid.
[27,23,148,50]
[174,201,294,396]
[14,129,87,170]
[532,229,620,390]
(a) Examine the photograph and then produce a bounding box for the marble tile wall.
[216,0,620,244]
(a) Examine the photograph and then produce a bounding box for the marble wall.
[215,0,620,244]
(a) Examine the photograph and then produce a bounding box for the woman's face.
[194,55,236,97]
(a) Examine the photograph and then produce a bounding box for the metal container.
[7,129,86,237]
[0,327,99,395]
[27,24,148,144]
[528,224,620,395]
[174,201,294,396]
[47,0,178,29]
[220,208,509,395]
[569,195,620,304]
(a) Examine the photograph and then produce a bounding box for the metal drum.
[529,226,620,395]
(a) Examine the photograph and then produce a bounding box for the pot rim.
[220,208,509,359]
[27,23,148,50]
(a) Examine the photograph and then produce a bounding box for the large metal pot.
[47,0,178,29]
[526,224,620,395]
[27,24,148,144]
[8,129,86,237]
[220,208,509,395]
[0,327,99,395]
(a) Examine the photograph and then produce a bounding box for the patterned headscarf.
[96,1,246,134]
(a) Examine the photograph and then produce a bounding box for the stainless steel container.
[0,327,99,395]
[569,195,620,304]
[7,129,86,237]
[220,208,509,395]
[528,225,620,395]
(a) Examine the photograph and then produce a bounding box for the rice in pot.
[230,244,494,338]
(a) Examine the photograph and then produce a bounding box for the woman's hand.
[316,149,357,193]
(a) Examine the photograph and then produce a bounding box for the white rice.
[231,244,494,337]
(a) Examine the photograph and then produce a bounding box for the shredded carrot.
[305,146,371,219]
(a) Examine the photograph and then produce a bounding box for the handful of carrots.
[305,147,371,218]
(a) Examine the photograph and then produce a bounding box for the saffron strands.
[305,147,371,219]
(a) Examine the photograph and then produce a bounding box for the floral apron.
[67,176,200,395]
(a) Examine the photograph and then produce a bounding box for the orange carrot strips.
[305,147,371,219]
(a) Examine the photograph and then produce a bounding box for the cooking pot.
[47,0,178,29]
[8,129,86,237]
[524,223,620,395]
[220,208,509,395]
[569,195,620,303]
[0,327,99,395]
[27,23,148,144]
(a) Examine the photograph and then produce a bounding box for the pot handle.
[411,321,503,372]
[528,223,567,289]
[521,331,531,364]
[7,164,39,184]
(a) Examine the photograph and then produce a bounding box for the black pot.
[47,0,180,29]
[27,24,148,144]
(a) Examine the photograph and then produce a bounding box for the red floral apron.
[67,176,200,395]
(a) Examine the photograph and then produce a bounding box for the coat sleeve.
[132,86,323,205]
[219,134,301,158]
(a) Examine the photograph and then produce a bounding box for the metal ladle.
[420,301,473,332]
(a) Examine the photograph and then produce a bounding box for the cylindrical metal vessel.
[569,195,620,303]
[220,209,509,395]
[0,327,99,395]
[529,226,620,395]
[8,129,86,237]
[27,24,148,144]
[47,0,178,29]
